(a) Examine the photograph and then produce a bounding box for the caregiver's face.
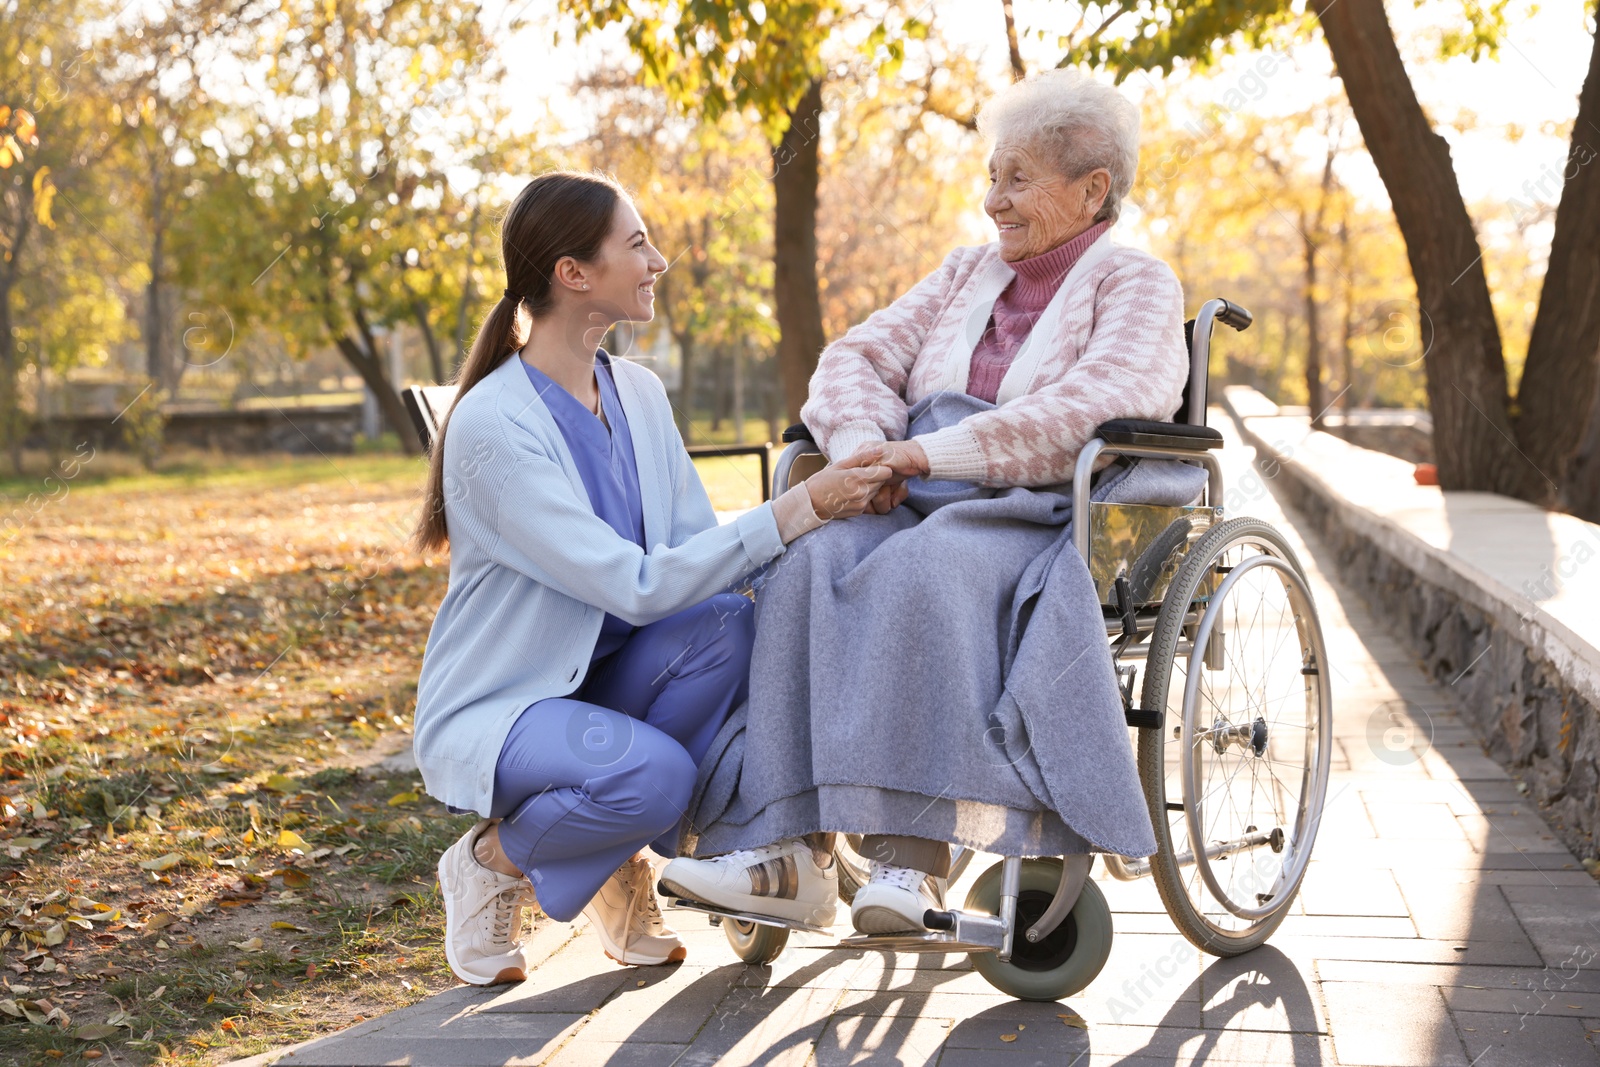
[985,139,1108,262]
[585,198,669,324]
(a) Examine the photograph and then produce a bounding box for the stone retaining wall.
[28,405,364,455]
[1225,389,1600,862]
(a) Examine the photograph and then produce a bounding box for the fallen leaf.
[277,830,309,850]
[229,937,264,953]
[1058,1014,1088,1029]
[386,791,419,806]
[84,1052,104,1059]
[43,924,65,947]
[281,869,312,889]
[146,986,166,1002]
[8,838,48,850]
[73,1023,122,1040]
[304,963,317,979]
[270,922,307,932]
[138,853,182,872]
[1000,1033,1017,1042]
[260,774,298,793]
[144,913,179,931]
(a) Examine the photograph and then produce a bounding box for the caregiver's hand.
[804,450,894,521]
[848,441,928,514]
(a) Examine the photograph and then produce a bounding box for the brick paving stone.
[675,985,840,1066]
[1451,1010,1600,1067]
[545,1040,691,1067]
[1296,865,1409,917]
[812,1013,953,1066]
[1322,982,1469,1065]
[575,963,745,1045]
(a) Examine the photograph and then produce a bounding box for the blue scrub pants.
[489,593,753,922]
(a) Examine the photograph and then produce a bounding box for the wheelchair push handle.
[1214,298,1253,332]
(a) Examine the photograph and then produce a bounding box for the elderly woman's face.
[985,140,1111,262]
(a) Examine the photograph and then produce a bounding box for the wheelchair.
[664,298,1335,1002]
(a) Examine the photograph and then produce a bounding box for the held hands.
[803,449,895,520]
[850,440,930,515]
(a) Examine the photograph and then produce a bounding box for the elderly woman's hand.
[804,450,894,520]
[844,441,929,513]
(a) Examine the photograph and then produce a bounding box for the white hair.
[977,67,1140,224]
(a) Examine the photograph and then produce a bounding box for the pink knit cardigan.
[799,232,1189,487]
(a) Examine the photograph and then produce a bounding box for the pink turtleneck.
[966,221,1110,403]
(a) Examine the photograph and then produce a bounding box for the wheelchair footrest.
[1125,707,1163,730]
[659,891,833,935]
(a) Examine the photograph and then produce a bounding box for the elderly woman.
[662,68,1189,935]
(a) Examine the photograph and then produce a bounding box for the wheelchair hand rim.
[1179,550,1333,922]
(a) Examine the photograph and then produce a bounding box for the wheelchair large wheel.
[964,858,1113,1001]
[1138,517,1332,956]
[724,919,789,965]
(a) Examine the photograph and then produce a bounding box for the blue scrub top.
[521,350,646,662]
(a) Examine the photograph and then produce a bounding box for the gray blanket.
[686,391,1207,860]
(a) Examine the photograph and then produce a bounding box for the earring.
[582,283,589,290]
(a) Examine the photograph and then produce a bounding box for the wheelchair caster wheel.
[964,858,1113,1002]
[724,918,789,965]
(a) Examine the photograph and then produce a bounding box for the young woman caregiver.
[411,171,892,984]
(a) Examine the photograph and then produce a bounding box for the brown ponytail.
[413,171,626,552]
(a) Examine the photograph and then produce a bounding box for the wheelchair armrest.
[781,422,815,443]
[1096,419,1223,452]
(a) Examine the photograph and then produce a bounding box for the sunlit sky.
[492,0,1595,225]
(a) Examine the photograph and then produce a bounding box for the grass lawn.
[0,447,763,1066]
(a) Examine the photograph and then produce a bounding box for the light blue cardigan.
[412,353,788,816]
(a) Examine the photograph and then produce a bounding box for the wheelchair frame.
[674,298,1334,1000]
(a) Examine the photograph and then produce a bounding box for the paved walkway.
[236,413,1600,1067]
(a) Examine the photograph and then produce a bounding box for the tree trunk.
[1313,0,1528,495]
[1001,0,1026,80]
[673,329,697,441]
[412,300,445,383]
[1568,369,1600,521]
[452,202,481,377]
[1517,27,1600,514]
[0,279,18,475]
[710,346,727,433]
[333,331,422,455]
[1302,209,1324,428]
[764,361,782,444]
[772,78,827,425]
[1339,218,1356,432]
[733,341,746,444]
[145,170,167,392]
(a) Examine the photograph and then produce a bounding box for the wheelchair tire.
[723,919,789,965]
[1138,516,1332,957]
[964,859,1113,1002]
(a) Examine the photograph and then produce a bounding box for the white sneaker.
[583,854,688,966]
[850,861,946,935]
[659,838,838,927]
[438,820,538,985]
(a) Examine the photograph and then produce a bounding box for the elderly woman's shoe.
[850,862,946,935]
[659,838,838,926]
[438,820,538,984]
[583,854,687,966]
